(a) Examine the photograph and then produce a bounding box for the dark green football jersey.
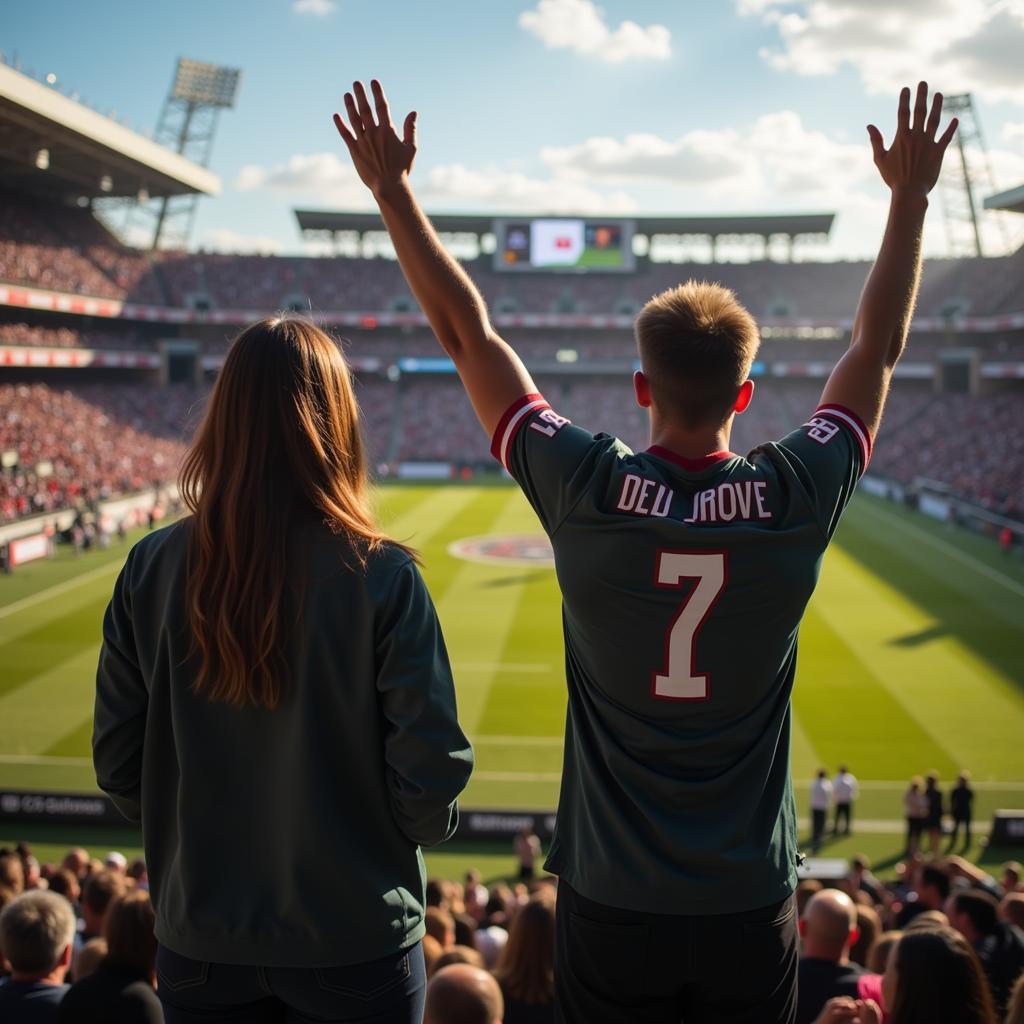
[489,392,871,914]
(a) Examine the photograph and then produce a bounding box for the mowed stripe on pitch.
[812,542,1024,781]
[432,489,546,735]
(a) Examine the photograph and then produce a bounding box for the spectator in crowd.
[79,870,127,943]
[849,904,882,968]
[46,871,80,909]
[867,931,902,975]
[903,777,928,856]
[464,870,488,922]
[1004,862,1023,895]
[0,890,76,1023]
[434,946,486,973]
[904,909,949,931]
[797,888,875,1024]
[1002,893,1024,931]
[514,827,541,882]
[924,772,944,854]
[71,938,107,984]
[949,771,975,850]
[424,964,504,1024]
[833,765,858,837]
[425,906,457,950]
[57,889,162,1023]
[881,926,997,1024]
[797,879,825,918]
[60,851,89,882]
[493,889,556,1024]
[93,316,472,1024]
[848,855,883,905]
[946,888,1024,1015]
[0,851,25,894]
[811,769,833,853]
[897,864,951,927]
[421,934,443,976]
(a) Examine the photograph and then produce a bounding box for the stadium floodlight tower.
[937,94,1009,258]
[146,58,240,250]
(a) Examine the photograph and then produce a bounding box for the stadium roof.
[984,183,1024,215]
[295,209,835,239]
[0,62,219,200]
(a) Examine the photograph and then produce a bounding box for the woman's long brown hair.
[180,315,394,710]
[493,889,556,1004]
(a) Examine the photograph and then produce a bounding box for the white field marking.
[860,501,1024,600]
[474,770,562,782]
[456,662,551,674]
[472,735,564,746]
[0,560,122,621]
[0,754,92,766]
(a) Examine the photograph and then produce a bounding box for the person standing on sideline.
[334,77,957,1023]
[833,765,858,836]
[94,316,474,1024]
[924,772,944,854]
[904,777,928,856]
[811,770,834,853]
[950,771,975,850]
[514,827,542,882]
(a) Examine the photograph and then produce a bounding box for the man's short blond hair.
[0,890,76,974]
[635,281,760,429]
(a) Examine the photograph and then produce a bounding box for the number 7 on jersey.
[652,551,728,701]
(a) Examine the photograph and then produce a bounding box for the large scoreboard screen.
[494,218,635,272]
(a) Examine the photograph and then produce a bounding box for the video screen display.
[494,218,635,272]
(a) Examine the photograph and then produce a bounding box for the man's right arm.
[819,82,958,440]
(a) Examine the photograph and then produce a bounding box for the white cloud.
[199,228,284,254]
[739,0,1024,104]
[292,0,336,14]
[234,152,637,214]
[1001,122,1024,144]
[541,111,873,204]
[519,0,671,63]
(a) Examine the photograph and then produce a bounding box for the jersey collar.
[645,446,737,472]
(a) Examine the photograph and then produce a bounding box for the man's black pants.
[834,802,852,835]
[554,881,798,1024]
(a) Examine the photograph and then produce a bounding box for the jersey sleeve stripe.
[813,404,873,467]
[490,393,549,470]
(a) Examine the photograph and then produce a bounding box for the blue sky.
[6,0,1024,258]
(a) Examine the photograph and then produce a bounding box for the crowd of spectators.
[871,392,1024,519]
[0,190,163,303]
[2,373,1022,525]
[1,842,1022,1023]
[0,322,150,350]
[0,382,200,523]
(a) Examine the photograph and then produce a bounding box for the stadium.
[0,14,1023,1023]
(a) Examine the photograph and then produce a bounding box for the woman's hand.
[333,80,417,201]
[813,996,882,1024]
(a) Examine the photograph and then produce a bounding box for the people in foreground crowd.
[493,889,556,1024]
[424,964,504,1024]
[57,889,162,1023]
[946,888,1024,1015]
[882,925,997,1024]
[93,316,473,1023]
[797,889,877,1024]
[0,890,76,1023]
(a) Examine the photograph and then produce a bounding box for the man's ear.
[634,370,652,409]
[59,943,73,969]
[848,927,861,949]
[733,379,754,414]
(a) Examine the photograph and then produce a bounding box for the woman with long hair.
[94,316,473,1023]
[493,888,556,1023]
[881,925,997,1024]
[58,889,163,1022]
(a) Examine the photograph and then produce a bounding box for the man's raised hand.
[333,80,416,199]
[867,82,957,199]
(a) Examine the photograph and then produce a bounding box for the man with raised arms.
[335,80,956,1023]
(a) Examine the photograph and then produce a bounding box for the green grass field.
[2,486,1022,879]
